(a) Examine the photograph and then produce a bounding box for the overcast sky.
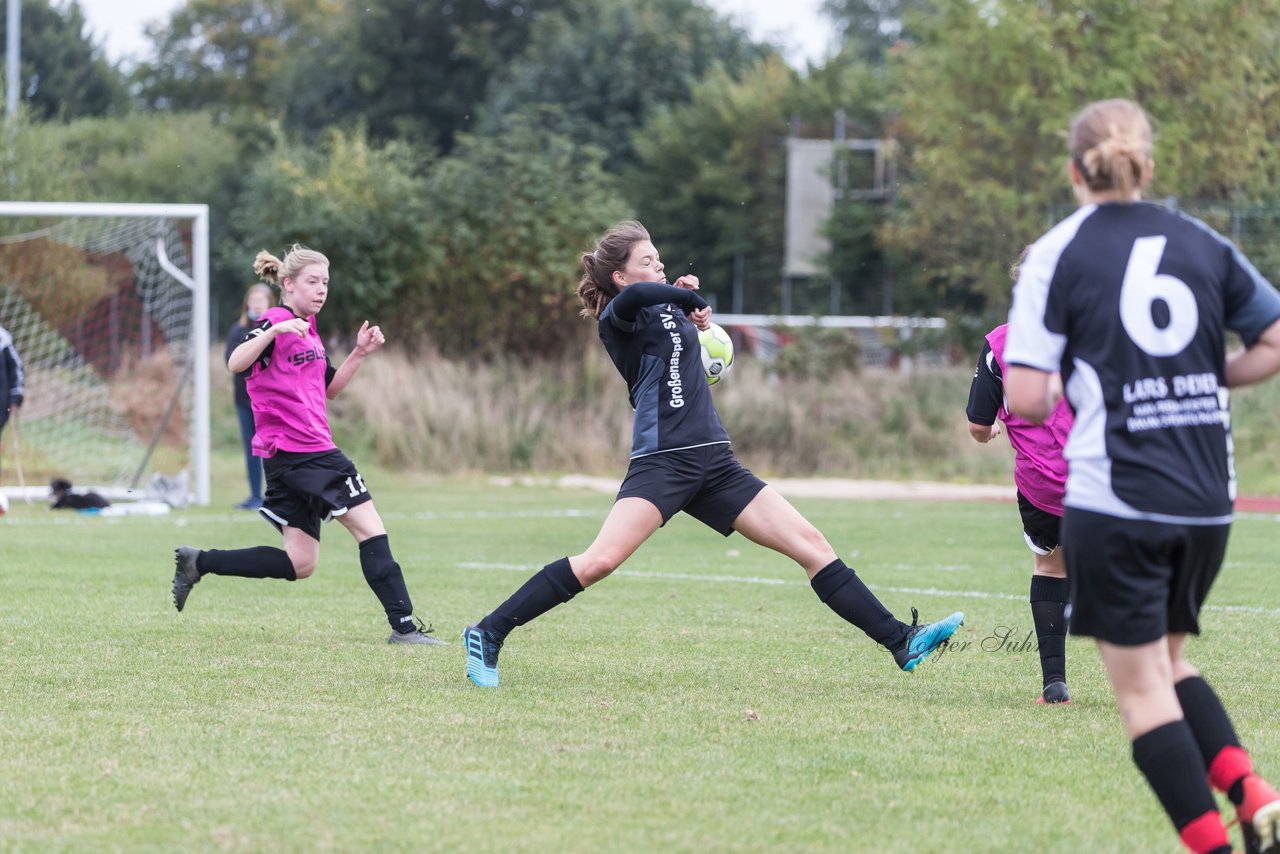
[75,0,836,70]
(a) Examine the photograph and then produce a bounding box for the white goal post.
[0,201,210,506]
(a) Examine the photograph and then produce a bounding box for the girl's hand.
[689,306,712,331]
[355,320,385,354]
[273,318,309,338]
[673,274,700,290]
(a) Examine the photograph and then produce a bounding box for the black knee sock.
[358,535,416,632]
[1029,574,1069,687]
[809,559,907,650]
[1176,676,1252,805]
[197,546,296,580]
[1132,721,1229,853]
[478,557,583,642]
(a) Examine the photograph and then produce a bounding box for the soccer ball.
[699,322,734,385]
[0,493,8,516]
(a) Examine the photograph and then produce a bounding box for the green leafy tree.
[0,0,128,119]
[821,0,930,63]
[320,0,561,151]
[481,0,769,171]
[0,110,84,198]
[417,107,628,358]
[54,111,243,203]
[883,0,1280,316]
[132,0,339,114]
[624,57,797,311]
[234,127,436,336]
[50,110,267,316]
[5,109,280,322]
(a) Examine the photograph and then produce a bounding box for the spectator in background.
[0,324,24,481]
[227,284,274,510]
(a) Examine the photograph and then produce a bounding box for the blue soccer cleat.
[893,607,964,672]
[462,624,502,688]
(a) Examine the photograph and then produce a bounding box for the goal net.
[0,202,209,506]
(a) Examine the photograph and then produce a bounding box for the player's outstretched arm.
[327,320,384,400]
[610,283,708,321]
[1226,318,1280,388]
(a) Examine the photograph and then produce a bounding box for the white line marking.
[411,509,597,521]
[1,508,603,527]
[455,562,1280,617]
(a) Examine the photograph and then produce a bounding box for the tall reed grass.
[311,338,1015,483]
[208,341,1280,492]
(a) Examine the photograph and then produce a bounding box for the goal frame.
[0,201,210,505]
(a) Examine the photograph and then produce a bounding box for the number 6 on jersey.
[1120,236,1198,357]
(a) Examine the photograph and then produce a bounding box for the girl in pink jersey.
[966,320,1074,704]
[170,244,443,646]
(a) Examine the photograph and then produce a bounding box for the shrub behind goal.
[0,202,210,505]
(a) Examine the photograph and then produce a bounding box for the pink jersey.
[245,306,336,458]
[986,324,1072,516]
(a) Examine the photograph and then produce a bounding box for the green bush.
[233,126,437,338]
[417,108,629,359]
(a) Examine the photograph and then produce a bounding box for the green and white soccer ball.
[698,322,734,385]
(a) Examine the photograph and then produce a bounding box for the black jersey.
[598,282,730,458]
[1006,201,1280,523]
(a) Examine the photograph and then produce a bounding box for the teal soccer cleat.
[462,624,502,688]
[892,607,964,672]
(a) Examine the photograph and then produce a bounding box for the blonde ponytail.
[1069,100,1153,197]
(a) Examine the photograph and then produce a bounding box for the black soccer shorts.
[1063,507,1229,645]
[259,448,373,541]
[617,443,766,536]
[1017,490,1062,556]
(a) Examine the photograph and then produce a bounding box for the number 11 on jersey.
[345,474,367,498]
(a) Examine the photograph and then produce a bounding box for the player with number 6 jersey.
[1005,99,1280,854]
[1008,200,1280,524]
[168,244,444,646]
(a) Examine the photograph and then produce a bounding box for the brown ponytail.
[577,220,650,319]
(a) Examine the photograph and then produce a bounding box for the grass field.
[2,470,1278,852]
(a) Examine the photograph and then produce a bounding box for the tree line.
[5,0,1280,357]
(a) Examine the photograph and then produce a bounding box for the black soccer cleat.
[1037,680,1071,705]
[172,546,201,612]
